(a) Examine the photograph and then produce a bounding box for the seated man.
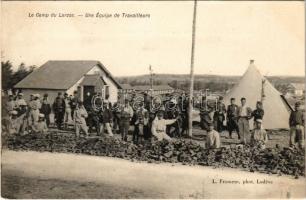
[151,110,177,142]
[206,123,221,149]
[251,119,268,149]
[32,113,48,134]
[7,110,22,134]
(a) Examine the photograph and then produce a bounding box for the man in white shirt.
[238,97,252,144]
[151,110,177,141]
[206,123,221,149]
[251,119,268,149]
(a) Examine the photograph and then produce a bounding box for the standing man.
[70,91,78,120]
[53,92,65,130]
[289,102,305,149]
[237,97,252,144]
[133,102,149,144]
[120,99,134,141]
[101,103,114,136]
[227,97,240,139]
[40,93,52,127]
[213,96,226,133]
[252,101,265,126]
[74,101,89,138]
[29,94,41,127]
[63,93,72,130]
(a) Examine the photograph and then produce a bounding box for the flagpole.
[188,0,197,137]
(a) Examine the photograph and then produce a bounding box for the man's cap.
[39,113,45,118]
[230,97,235,101]
[256,101,262,105]
[35,94,40,98]
[18,93,23,96]
[58,92,62,95]
[64,93,68,96]
[219,96,223,100]
[10,110,18,115]
[44,93,48,97]
[295,102,301,107]
[241,97,246,101]
[256,119,263,123]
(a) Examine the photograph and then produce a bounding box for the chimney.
[250,59,254,64]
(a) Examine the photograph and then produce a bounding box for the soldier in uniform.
[40,93,51,127]
[165,99,181,137]
[289,102,305,149]
[120,99,134,141]
[133,102,149,144]
[53,92,66,130]
[200,105,214,131]
[70,91,78,120]
[227,97,240,139]
[251,101,265,127]
[213,96,226,133]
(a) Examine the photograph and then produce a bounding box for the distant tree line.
[1,61,36,91]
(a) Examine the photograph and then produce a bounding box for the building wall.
[66,65,118,103]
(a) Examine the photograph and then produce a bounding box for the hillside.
[116,74,304,92]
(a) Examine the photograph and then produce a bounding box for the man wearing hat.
[251,119,268,149]
[227,97,240,139]
[213,96,226,132]
[252,101,265,126]
[206,122,221,149]
[28,94,41,127]
[7,110,22,134]
[40,93,52,127]
[119,99,134,141]
[151,110,177,141]
[32,113,48,134]
[16,93,27,107]
[6,94,17,113]
[53,92,66,130]
[289,102,304,148]
[63,93,72,130]
[74,101,89,138]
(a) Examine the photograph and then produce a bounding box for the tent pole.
[188,0,197,137]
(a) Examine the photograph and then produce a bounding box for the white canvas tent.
[224,60,291,129]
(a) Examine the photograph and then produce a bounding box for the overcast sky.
[1,1,304,76]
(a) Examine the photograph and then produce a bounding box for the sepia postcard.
[1,0,305,199]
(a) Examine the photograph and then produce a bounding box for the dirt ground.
[2,150,305,199]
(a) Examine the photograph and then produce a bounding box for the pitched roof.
[134,85,174,91]
[14,60,121,90]
[80,74,106,86]
[224,61,291,129]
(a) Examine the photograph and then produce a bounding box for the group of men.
[4,91,305,149]
[200,96,305,149]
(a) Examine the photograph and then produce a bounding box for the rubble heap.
[2,133,305,177]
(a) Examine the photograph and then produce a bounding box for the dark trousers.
[228,118,240,138]
[120,119,130,141]
[44,114,50,127]
[55,111,64,129]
